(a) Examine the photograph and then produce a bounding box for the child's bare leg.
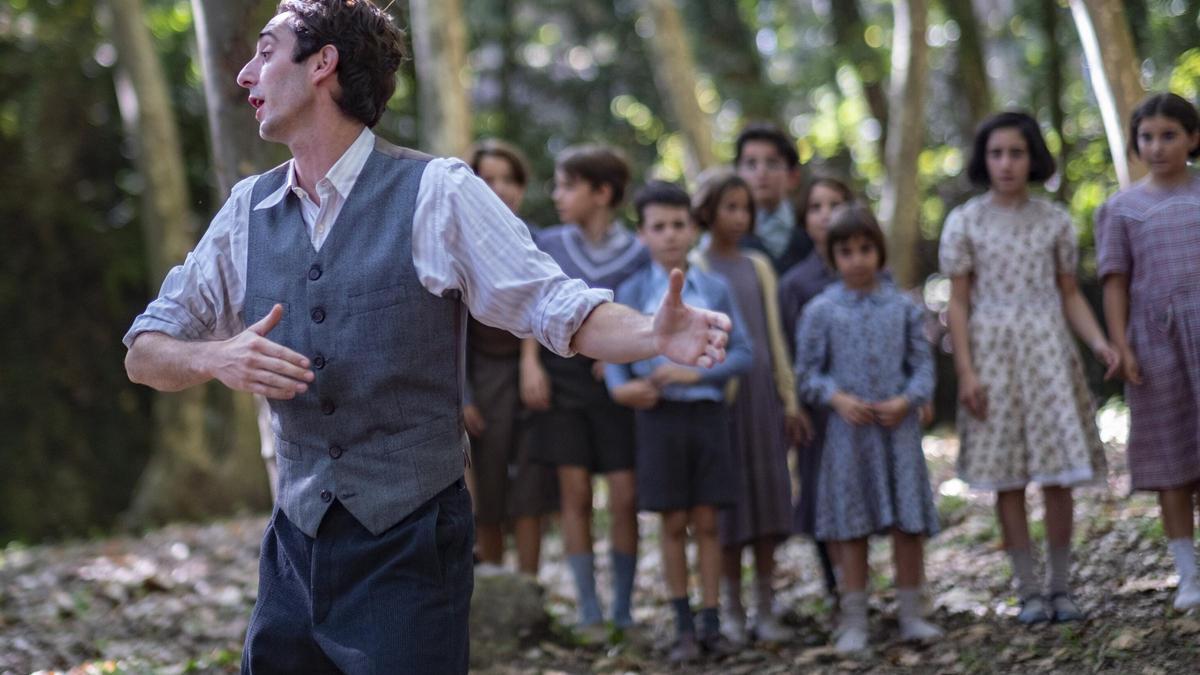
[1042,486,1073,548]
[1161,486,1200,610]
[605,470,639,627]
[838,538,870,593]
[691,506,721,608]
[476,523,504,565]
[891,529,942,641]
[890,529,923,588]
[514,515,542,576]
[996,489,1031,550]
[1161,487,1197,540]
[558,467,593,554]
[558,466,601,624]
[661,510,690,598]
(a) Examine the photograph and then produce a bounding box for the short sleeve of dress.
[1051,203,1079,274]
[1094,200,1130,279]
[938,206,973,276]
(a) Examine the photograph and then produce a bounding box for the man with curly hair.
[122,1,731,671]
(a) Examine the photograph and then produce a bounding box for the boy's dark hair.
[467,139,530,187]
[556,144,631,206]
[276,0,407,128]
[691,169,755,232]
[799,175,856,226]
[1128,92,1200,159]
[633,180,691,226]
[966,111,1056,186]
[825,204,887,269]
[734,123,799,168]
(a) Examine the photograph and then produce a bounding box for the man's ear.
[311,44,340,87]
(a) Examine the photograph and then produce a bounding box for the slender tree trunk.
[1041,0,1070,201]
[1068,0,1147,187]
[409,0,472,157]
[191,0,284,196]
[107,0,214,525]
[830,0,890,155]
[638,0,717,175]
[942,0,990,141]
[879,0,929,288]
[191,0,284,502]
[688,0,781,122]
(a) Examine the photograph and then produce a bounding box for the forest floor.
[4,410,1200,674]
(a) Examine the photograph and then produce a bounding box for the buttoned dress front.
[1096,177,1200,490]
[795,282,940,541]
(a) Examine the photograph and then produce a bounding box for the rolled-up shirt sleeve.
[413,158,612,357]
[122,176,255,348]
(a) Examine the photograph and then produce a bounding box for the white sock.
[1168,538,1197,583]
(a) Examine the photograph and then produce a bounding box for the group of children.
[460,92,1200,659]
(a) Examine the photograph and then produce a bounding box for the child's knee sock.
[754,574,775,617]
[1006,547,1040,600]
[698,606,720,638]
[610,550,636,627]
[567,553,602,624]
[1168,538,1197,583]
[1047,545,1072,595]
[721,577,745,619]
[671,597,695,637]
[839,591,868,631]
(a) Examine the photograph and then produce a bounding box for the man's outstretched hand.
[652,268,731,368]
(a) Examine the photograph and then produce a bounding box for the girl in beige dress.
[941,112,1118,625]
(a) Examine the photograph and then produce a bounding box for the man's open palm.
[652,268,731,368]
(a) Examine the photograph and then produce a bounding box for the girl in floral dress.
[941,112,1118,624]
[1097,93,1200,611]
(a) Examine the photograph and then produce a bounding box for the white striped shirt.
[123,127,611,356]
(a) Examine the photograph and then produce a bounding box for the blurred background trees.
[2,0,1192,543]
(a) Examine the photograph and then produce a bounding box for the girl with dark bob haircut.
[966,112,1057,186]
[1126,92,1200,159]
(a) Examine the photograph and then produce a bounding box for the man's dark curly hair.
[276,0,407,128]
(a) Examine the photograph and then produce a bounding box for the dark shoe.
[699,631,737,658]
[1016,595,1051,625]
[1049,592,1085,623]
[667,632,700,664]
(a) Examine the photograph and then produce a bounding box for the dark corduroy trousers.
[241,479,474,674]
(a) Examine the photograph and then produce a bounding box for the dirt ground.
[3,415,1199,674]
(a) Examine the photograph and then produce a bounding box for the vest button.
[311,307,325,323]
[319,489,332,503]
[313,354,326,369]
[308,264,322,281]
[321,400,335,415]
[329,445,343,459]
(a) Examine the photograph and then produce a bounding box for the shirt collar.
[649,261,700,292]
[758,199,795,228]
[253,126,376,211]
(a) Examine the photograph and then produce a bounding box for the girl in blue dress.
[795,205,942,653]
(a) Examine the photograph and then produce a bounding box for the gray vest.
[244,138,466,537]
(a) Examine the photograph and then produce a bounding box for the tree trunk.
[191,0,285,196]
[1041,0,1070,201]
[688,0,781,122]
[107,0,214,525]
[191,0,284,502]
[409,0,472,157]
[1068,0,1147,187]
[878,0,929,288]
[638,0,717,175]
[830,0,890,155]
[942,0,990,142]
